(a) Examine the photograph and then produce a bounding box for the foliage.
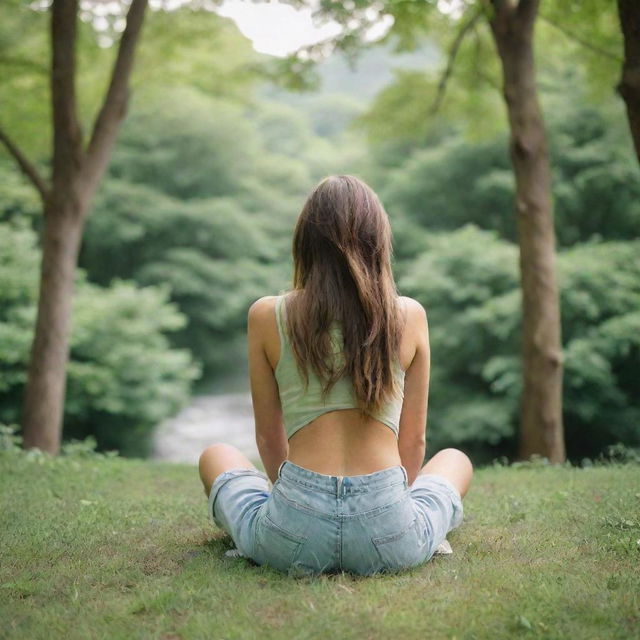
[377,79,640,248]
[544,84,640,245]
[539,0,622,103]
[288,0,622,139]
[0,159,42,224]
[110,86,264,200]
[399,225,521,459]
[0,220,200,456]
[75,84,374,378]
[399,226,640,462]
[249,98,368,182]
[65,277,201,455]
[381,133,516,240]
[0,1,261,161]
[560,241,640,459]
[0,220,41,396]
[131,6,261,100]
[1,423,123,460]
[0,423,22,452]
[82,180,276,279]
[597,442,640,465]
[77,86,308,376]
[0,0,51,160]
[355,69,445,146]
[299,94,364,139]
[353,35,503,144]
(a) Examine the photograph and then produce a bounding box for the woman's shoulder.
[397,296,427,321]
[248,295,280,323]
[248,294,425,324]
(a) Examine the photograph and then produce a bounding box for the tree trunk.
[617,0,640,164]
[487,1,565,463]
[21,198,86,453]
[17,0,148,453]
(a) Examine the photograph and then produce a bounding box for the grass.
[1,448,639,640]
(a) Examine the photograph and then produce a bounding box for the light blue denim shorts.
[208,460,463,576]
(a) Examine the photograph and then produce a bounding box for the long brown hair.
[285,174,403,414]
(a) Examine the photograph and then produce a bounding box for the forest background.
[1,0,638,464]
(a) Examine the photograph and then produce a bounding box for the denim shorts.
[208,460,464,576]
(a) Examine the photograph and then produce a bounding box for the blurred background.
[1,0,638,466]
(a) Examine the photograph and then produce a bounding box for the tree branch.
[51,0,84,185]
[0,126,51,202]
[471,21,501,93]
[430,6,484,115]
[83,0,148,195]
[483,0,516,44]
[516,0,540,25]
[486,0,515,16]
[539,12,622,62]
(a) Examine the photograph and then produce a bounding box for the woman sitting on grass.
[199,174,473,575]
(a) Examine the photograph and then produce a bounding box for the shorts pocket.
[372,517,427,573]
[255,513,306,574]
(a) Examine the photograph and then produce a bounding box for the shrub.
[0,220,200,456]
[399,225,640,462]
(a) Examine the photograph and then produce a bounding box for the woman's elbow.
[256,428,287,451]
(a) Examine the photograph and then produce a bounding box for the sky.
[216,0,391,58]
[215,0,463,57]
[80,0,350,52]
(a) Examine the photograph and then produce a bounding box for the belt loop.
[400,465,409,486]
[336,476,343,497]
[277,460,287,479]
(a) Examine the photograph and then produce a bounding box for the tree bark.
[19,0,148,453]
[21,199,85,453]
[486,0,565,463]
[617,0,640,164]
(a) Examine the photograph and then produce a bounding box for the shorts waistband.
[277,460,408,496]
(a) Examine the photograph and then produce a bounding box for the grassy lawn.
[1,449,638,640]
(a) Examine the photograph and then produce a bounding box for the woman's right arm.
[397,299,430,485]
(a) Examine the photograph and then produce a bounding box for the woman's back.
[249,293,430,478]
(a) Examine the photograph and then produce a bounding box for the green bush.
[560,241,640,458]
[378,103,640,248]
[76,87,312,378]
[399,225,640,462]
[79,180,288,376]
[0,220,200,456]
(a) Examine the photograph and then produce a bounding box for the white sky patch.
[437,0,465,18]
[218,0,350,58]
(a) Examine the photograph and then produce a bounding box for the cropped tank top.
[274,295,405,440]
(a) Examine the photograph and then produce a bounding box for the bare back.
[249,295,430,478]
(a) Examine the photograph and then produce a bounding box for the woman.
[199,175,473,576]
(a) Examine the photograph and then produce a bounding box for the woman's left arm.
[247,298,288,484]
